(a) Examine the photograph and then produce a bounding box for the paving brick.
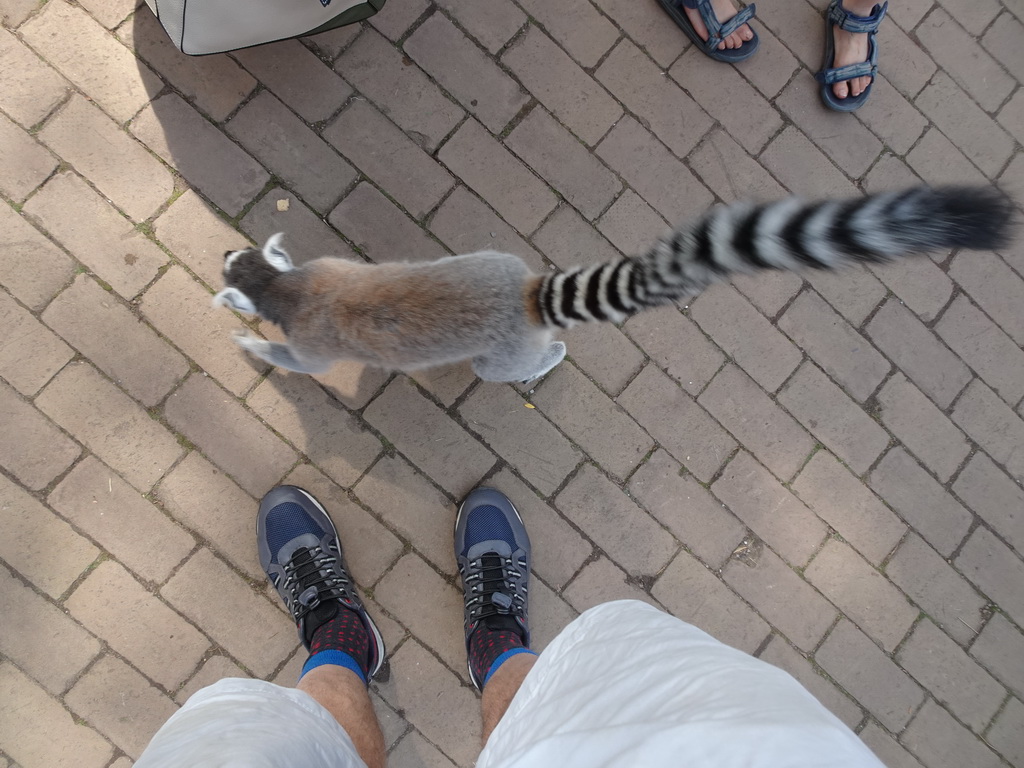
[0,113,56,202]
[983,12,1024,82]
[283,462,404,586]
[154,190,244,290]
[65,654,178,760]
[376,640,480,768]
[556,464,677,576]
[873,17,939,99]
[802,265,887,327]
[533,363,651,481]
[49,456,195,583]
[998,150,1024,211]
[731,23,800,99]
[863,154,922,196]
[368,691,407,750]
[517,0,617,67]
[530,578,579,653]
[872,296,974,409]
[21,0,159,122]
[366,0,426,38]
[487,467,591,589]
[0,472,97,597]
[596,189,668,255]
[998,88,1024,147]
[779,290,889,403]
[458,382,581,495]
[335,30,462,152]
[0,289,72,396]
[131,94,270,217]
[25,173,167,300]
[325,100,454,221]
[390,731,457,768]
[561,322,645,397]
[161,548,296,676]
[897,618,1005,732]
[408,362,476,407]
[902,698,1002,768]
[434,0,525,54]
[232,39,350,123]
[730,270,803,318]
[590,0,686,67]
[226,91,356,214]
[776,75,882,178]
[532,204,621,271]
[806,538,917,651]
[0,0,39,28]
[905,126,988,187]
[0,28,69,128]
[0,204,75,311]
[507,107,622,221]
[869,448,972,558]
[951,380,1024,483]
[329,182,449,263]
[175,655,250,704]
[0,380,79,490]
[405,13,528,134]
[77,0,138,29]
[699,365,815,482]
[428,186,546,274]
[595,115,712,223]
[0,563,100,694]
[916,8,1014,113]
[67,560,209,689]
[374,553,465,677]
[164,374,297,497]
[760,126,858,198]
[38,95,173,222]
[724,544,838,651]
[956,526,1024,627]
[596,39,713,159]
[859,721,926,768]
[949,250,1024,347]
[756,0,823,68]
[871,266,953,335]
[121,9,256,122]
[987,696,1024,767]
[365,377,494,497]
[934,0,1003,34]
[628,449,745,569]
[875,374,970,483]
[501,25,622,147]
[856,75,929,156]
[241,191,358,268]
[562,556,659,613]
[652,549,771,654]
[953,452,1024,552]
[759,636,864,729]
[794,451,906,564]
[710,451,827,566]
[617,364,737,483]
[247,372,381,487]
[971,613,1024,700]
[0,662,112,768]
[439,119,557,235]
[670,46,782,155]
[815,619,925,731]
[688,128,788,203]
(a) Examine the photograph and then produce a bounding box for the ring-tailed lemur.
[213,186,1014,383]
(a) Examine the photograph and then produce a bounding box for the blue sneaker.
[258,485,385,681]
[455,487,532,690]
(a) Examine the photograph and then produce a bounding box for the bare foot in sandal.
[830,0,881,99]
[683,0,755,50]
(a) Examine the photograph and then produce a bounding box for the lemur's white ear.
[262,232,293,272]
[212,287,257,314]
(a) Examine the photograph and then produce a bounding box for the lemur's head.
[212,233,293,315]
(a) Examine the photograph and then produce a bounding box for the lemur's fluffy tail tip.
[929,185,1017,252]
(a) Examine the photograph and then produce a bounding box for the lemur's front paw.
[232,329,260,352]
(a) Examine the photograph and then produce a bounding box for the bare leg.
[480,653,537,744]
[830,0,887,99]
[683,0,754,50]
[298,665,386,768]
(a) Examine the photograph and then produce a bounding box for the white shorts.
[136,600,883,768]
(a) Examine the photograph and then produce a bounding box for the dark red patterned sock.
[300,605,371,683]
[469,623,532,686]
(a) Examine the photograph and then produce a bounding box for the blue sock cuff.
[483,647,537,686]
[300,650,367,685]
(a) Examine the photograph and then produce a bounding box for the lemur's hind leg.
[233,332,331,374]
[472,341,567,384]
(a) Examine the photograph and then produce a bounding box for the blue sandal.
[816,0,887,111]
[656,0,759,63]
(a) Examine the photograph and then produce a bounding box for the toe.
[740,23,754,41]
[833,80,849,100]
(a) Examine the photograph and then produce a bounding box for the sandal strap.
[815,59,876,84]
[827,0,887,33]
[696,0,757,49]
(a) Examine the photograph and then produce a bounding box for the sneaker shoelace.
[282,545,350,621]
[464,552,527,623]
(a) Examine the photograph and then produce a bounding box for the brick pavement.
[0,0,1022,765]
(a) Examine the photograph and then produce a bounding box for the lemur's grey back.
[535,186,1015,328]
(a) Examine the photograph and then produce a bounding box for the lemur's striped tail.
[535,185,1015,329]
